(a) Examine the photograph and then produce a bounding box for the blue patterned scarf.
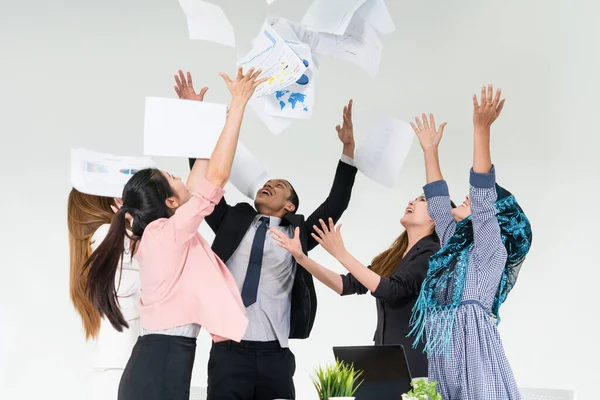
[409,184,532,356]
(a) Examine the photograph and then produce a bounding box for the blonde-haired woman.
[67,189,139,400]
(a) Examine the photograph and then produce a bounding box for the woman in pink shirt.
[83,67,266,400]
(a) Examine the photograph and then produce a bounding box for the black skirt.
[118,335,197,400]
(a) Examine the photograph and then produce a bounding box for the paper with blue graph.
[70,148,155,198]
[237,23,307,97]
[262,19,318,120]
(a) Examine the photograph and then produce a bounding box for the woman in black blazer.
[270,195,444,378]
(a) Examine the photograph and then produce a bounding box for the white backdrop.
[1,0,598,399]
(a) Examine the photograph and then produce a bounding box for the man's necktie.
[241,216,270,307]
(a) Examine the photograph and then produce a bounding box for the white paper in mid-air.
[144,97,227,158]
[230,141,269,199]
[301,0,369,36]
[354,115,414,188]
[266,0,276,4]
[269,16,321,69]
[282,18,321,55]
[315,17,383,77]
[178,0,235,47]
[356,0,395,35]
[248,96,294,135]
[238,23,307,97]
[71,148,155,198]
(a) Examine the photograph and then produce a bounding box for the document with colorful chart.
[70,148,155,198]
[237,22,307,97]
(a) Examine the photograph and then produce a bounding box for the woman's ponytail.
[83,208,129,331]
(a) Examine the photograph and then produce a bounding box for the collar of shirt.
[255,214,282,228]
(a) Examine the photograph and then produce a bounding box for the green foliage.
[402,379,443,400]
[311,360,363,400]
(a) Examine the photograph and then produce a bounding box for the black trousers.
[207,340,296,400]
[118,335,196,400]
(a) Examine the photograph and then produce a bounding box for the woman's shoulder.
[416,234,442,253]
[91,224,111,250]
[142,218,171,238]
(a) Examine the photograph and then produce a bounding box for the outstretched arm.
[175,70,250,233]
[166,68,267,244]
[310,219,381,293]
[471,85,507,263]
[305,100,358,251]
[203,67,267,188]
[311,218,434,305]
[412,114,456,246]
[270,227,343,294]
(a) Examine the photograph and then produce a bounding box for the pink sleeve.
[166,177,225,245]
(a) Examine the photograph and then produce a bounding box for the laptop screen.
[332,345,413,400]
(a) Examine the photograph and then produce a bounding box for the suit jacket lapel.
[283,213,308,252]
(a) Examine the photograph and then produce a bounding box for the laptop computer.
[332,345,413,400]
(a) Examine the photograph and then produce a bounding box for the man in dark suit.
[176,71,358,400]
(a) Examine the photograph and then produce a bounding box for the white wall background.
[1,0,598,398]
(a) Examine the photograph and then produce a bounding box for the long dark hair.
[83,168,174,331]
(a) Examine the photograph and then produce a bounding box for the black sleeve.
[371,248,434,305]
[188,158,231,233]
[304,160,358,251]
[340,272,369,296]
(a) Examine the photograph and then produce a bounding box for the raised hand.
[473,84,505,129]
[311,218,347,260]
[174,70,208,101]
[411,113,447,152]
[270,227,304,260]
[336,99,355,156]
[219,67,268,106]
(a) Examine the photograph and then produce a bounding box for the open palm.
[174,70,208,101]
[411,113,447,151]
[336,99,355,147]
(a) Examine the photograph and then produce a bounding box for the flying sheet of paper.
[301,0,369,35]
[315,17,383,77]
[238,23,307,97]
[144,97,227,158]
[354,115,414,188]
[178,0,235,47]
[230,141,269,199]
[266,0,276,4]
[268,16,321,70]
[263,79,316,120]
[248,97,294,135]
[71,149,155,198]
[263,45,318,120]
[259,18,318,120]
[283,18,321,55]
[356,0,395,35]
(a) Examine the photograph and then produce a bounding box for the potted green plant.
[311,360,363,400]
[402,378,443,400]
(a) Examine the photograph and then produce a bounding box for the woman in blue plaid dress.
[408,85,532,399]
